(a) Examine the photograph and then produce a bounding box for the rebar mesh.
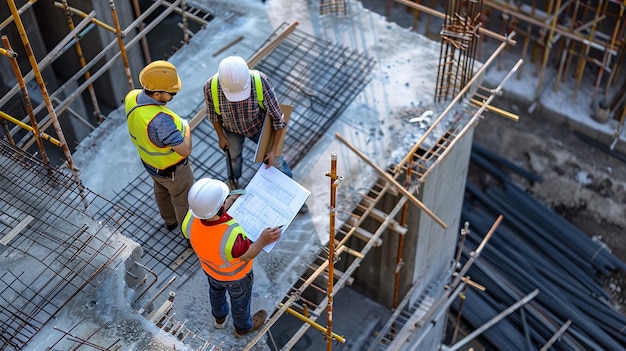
[86,24,376,282]
[254,22,376,167]
[0,139,130,350]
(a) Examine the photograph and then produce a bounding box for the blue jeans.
[207,271,254,331]
[223,128,293,181]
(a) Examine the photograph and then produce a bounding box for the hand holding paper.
[228,165,310,252]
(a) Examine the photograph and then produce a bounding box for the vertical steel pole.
[2,35,50,166]
[61,0,105,123]
[534,0,561,100]
[109,0,134,91]
[132,0,152,64]
[6,0,88,205]
[325,152,341,350]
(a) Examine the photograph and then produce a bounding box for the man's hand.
[239,226,281,262]
[258,226,281,246]
[219,138,230,151]
[263,152,277,169]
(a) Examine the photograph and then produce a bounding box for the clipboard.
[254,104,293,163]
[227,164,310,253]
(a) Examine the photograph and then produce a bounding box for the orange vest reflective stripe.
[125,89,185,169]
[183,214,252,281]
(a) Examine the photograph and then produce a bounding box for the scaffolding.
[4,0,619,350]
[397,0,626,140]
[0,0,209,170]
[0,1,518,350]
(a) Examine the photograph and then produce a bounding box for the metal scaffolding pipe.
[109,0,134,91]
[6,0,81,192]
[324,153,342,350]
[419,59,523,183]
[131,0,151,64]
[60,0,105,123]
[539,319,572,351]
[572,0,607,101]
[52,1,116,32]
[280,304,346,344]
[335,132,447,228]
[400,282,467,350]
[283,193,410,350]
[33,0,182,129]
[393,0,516,44]
[0,111,61,147]
[534,0,562,100]
[0,11,96,110]
[484,0,617,54]
[591,4,624,107]
[0,0,38,30]
[1,35,50,165]
[0,46,17,58]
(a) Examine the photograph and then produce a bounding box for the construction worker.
[203,55,308,213]
[125,60,194,232]
[182,178,280,336]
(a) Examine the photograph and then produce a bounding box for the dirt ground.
[468,98,626,310]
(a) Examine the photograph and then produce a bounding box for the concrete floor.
[6,0,623,350]
[70,0,444,349]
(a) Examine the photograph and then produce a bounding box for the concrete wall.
[341,125,475,311]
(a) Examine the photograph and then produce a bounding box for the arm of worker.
[211,120,230,151]
[263,127,286,168]
[238,227,281,262]
[171,118,192,157]
[223,194,241,210]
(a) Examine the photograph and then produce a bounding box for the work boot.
[166,222,178,231]
[235,310,267,337]
[214,315,227,329]
[298,203,309,214]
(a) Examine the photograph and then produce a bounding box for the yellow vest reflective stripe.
[211,70,264,115]
[125,89,185,170]
[184,214,253,281]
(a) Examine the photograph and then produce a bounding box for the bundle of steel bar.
[448,143,626,351]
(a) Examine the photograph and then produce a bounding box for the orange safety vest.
[182,212,253,281]
[125,89,186,170]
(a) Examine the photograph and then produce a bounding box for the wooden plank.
[0,215,33,246]
[169,248,195,270]
[354,227,383,247]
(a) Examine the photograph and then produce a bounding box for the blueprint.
[228,164,310,252]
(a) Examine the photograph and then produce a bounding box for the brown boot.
[235,310,267,337]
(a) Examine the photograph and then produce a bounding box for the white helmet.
[188,178,230,219]
[218,56,251,102]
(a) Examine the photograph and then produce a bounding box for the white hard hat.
[188,178,230,219]
[218,56,251,102]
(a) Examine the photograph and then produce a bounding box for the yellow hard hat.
[139,60,182,93]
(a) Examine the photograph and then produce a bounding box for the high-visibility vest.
[182,211,253,281]
[125,89,186,170]
[211,70,264,115]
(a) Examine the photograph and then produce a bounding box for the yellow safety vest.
[182,211,253,281]
[125,89,185,169]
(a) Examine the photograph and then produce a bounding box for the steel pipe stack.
[449,143,626,350]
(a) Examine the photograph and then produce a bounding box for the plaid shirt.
[204,71,285,138]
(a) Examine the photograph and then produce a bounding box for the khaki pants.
[150,161,194,229]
